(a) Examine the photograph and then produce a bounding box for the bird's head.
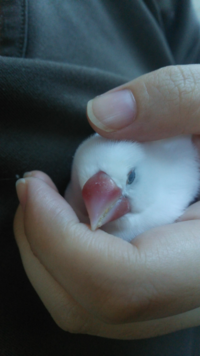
[72,134,156,231]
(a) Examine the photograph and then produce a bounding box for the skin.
[14,64,200,339]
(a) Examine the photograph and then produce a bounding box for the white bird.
[65,134,200,242]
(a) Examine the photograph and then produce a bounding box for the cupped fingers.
[14,175,145,324]
[15,175,200,326]
[12,207,200,339]
[13,205,99,334]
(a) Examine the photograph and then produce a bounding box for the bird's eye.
[127,169,136,185]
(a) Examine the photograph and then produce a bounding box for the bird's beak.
[82,171,130,231]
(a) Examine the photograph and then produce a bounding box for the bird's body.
[65,134,200,242]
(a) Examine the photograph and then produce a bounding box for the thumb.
[87,65,200,141]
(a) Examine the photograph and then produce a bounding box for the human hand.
[87,64,200,142]
[14,169,200,339]
[14,65,200,339]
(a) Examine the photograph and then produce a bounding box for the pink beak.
[82,171,131,231]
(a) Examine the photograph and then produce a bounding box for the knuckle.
[96,255,166,324]
[150,65,200,130]
[96,286,157,324]
[54,319,82,334]
[163,65,198,105]
[97,305,128,324]
[54,314,99,336]
[52,308,90,335]
[53,316,76,333]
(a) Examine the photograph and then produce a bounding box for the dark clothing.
[1,0,200,355]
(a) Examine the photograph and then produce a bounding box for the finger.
[15,176,200,324]
[16,176,143,323]
[23,170,58,191]
[14,205,98,334]
[177,201,200,222]
[87,64,200,141]
[14,207,200,339]
[97,307,200,340]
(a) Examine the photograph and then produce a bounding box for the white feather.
[65,134,200,242]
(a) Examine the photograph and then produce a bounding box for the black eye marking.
[127,169,136,185]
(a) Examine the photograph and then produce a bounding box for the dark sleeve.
[1,1,200,356]
[154,0,200,63]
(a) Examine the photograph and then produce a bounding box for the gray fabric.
[1,0,200,355]
[0,0,27,57]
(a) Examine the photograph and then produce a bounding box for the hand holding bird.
[14,65,200,339]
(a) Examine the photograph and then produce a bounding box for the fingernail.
[87,89,136,132]
[23,171,32,178]
[16,178,27,210]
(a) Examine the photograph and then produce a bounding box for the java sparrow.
[65,134,200,242]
